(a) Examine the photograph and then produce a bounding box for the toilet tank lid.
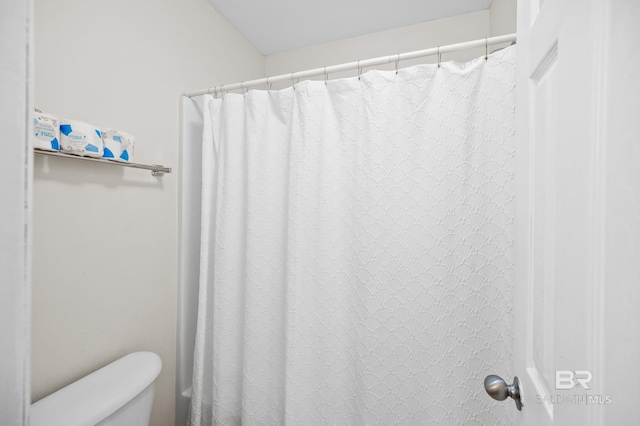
[30,351,162,426]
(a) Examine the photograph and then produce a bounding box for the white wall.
[265,6,516,88]
[0,0,32,424]
[31,1,264,425]
[490,0,517,37]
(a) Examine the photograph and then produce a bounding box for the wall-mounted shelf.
[35,149,172,176]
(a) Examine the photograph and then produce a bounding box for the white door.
[511,0,640,425]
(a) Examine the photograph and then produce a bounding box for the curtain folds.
[191,46,516,426]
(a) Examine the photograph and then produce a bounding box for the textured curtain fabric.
[190,46,516,426]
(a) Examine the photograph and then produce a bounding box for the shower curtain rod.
[183,33,516,98]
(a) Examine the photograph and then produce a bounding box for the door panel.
[515,0,596,424]
[514,0,640,424]
[515,2,564,424]
[529,48,558,422]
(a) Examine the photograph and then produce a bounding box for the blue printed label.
[85,143,99,153]
[60,124,73,136]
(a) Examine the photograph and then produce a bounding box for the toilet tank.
[31,352,162,426]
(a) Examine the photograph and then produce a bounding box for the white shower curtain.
[190,46,516,426]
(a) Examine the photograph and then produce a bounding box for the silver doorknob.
[484,375,523,410]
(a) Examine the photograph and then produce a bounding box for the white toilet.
[30,351,162,426]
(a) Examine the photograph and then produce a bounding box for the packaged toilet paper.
[59,119,104,158]
[102,129,135,162]
[33,109,60,151]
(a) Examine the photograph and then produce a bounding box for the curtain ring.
[358,60,362,80]
[240,82,245,96]
[437,46,441,68]
[324,66,328,86]
[485,38,488,60]
[395,54,400,75]
[291,72,295,90]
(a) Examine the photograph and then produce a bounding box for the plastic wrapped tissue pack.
[33,109,60,151]
[59,119,104,158]
[102,129,135,162]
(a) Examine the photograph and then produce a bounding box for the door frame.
[0,0,33,424]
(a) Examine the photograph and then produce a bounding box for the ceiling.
[207,0,494,55]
